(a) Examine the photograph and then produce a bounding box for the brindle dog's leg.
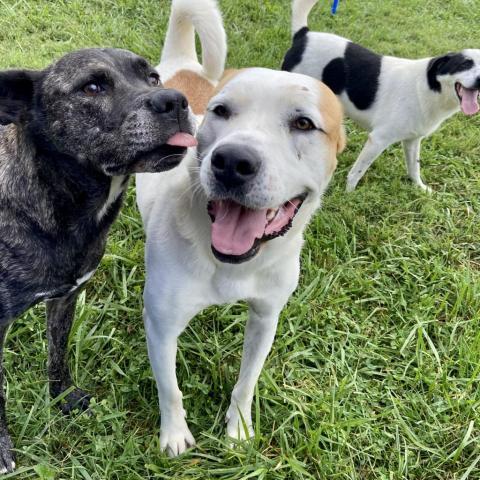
[46,292,91,414]
[0,324,15,473]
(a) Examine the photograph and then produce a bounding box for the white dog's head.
[195,68,344,264]
[428,49,480,116]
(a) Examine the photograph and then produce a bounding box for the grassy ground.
[1,0,480,478]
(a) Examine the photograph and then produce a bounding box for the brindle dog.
[0,47,195,472]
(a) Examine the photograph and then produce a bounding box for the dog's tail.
[291,0,318,35]
[160,0,226,82]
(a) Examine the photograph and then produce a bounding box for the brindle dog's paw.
[59,388,91,415]
[0,432,15,474]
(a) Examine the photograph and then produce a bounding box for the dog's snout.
[149,89,188,116]
[211,145,261,188]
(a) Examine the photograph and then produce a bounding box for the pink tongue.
[459,86,480,116]
[166,132,198,147]
[211,200,267,256]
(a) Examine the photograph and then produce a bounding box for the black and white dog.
[282,0,480,192]
[0,48,196,472]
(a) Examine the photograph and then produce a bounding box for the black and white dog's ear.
[0,70,42,125]
[427,52,474,92]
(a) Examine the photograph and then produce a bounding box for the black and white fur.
[282,0,480,192]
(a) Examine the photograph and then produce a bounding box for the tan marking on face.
[164,70,216,115]
[315,81,346,174]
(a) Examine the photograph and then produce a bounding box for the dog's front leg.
[225,299,284,441]
[346,134,391,192]
[144,305,196,457]
[46,292,91,414]
[0,325,15,473]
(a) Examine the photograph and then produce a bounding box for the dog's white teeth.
[266,209,278,222]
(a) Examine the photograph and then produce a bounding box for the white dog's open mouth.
[455,83,479,116]
[207,194,306,264]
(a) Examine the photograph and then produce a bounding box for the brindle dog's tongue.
[166,132,198,147]
[211,200,267,256]
[459,86,480,116]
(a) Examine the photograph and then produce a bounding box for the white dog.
[282,0,480,192]
[136,0,344,457]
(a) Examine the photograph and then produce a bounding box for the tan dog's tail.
[160,0,227,82]
[292,0,318,35]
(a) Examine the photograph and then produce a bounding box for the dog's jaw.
[207,194,307,264]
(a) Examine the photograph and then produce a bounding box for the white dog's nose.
[211,144,261,189]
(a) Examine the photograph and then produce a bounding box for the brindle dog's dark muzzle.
[104,88,195,176]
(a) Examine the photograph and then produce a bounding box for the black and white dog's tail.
[292,0,318,35]
[159,0,227,83]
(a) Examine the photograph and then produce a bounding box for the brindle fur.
[0,47,193,472]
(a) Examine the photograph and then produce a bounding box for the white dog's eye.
[212,104,230,119]
[292,117,315,131]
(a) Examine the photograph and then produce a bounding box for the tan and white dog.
[136,0,344,456]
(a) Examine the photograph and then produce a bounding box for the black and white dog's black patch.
[282,0,480,192]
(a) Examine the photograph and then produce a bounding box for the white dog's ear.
[317,81,346,154]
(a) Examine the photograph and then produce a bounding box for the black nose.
[149,89,188,116]
[211,144,261,189]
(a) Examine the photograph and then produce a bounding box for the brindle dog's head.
[0,48,196,175]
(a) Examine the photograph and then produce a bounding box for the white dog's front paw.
[417,182,432,193]
[225,406,254,441]
[160,417,196,457]
[345,178,358,192]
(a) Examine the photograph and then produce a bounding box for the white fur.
[137,69,338,457]
[70,270,96,292]
[290,0,480,191]
[292,0,318,33]
[97,176,127,222]
[137,0,341,457]
[158,0,226,83]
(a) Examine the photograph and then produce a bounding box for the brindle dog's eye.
[148,73,160,86]
[292,117,315,131]
[212,104,230,118]
[83,83,104,96]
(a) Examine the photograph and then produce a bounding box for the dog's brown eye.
[83,83,104,96]
[293,117,315,131]
[148,73,160,86]
[212,104,230,118]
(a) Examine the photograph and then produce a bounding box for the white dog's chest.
[205,272,261,306]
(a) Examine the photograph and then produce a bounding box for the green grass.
[1,0,480,478]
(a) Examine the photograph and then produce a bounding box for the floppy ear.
[427,54,454,92]
[427,53,473,93]
[0,70,42,125]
